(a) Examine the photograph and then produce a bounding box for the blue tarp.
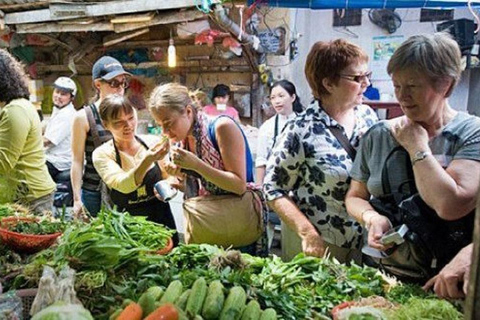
[248,0,480,9]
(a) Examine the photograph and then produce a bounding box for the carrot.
[116,302,143,320]
[144,303,179,320]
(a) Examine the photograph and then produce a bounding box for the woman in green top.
[0,49,56,213]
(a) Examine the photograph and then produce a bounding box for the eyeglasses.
[103,78,130,89]
[338,71,372,84]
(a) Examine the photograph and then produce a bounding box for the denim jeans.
[81,189,101,217]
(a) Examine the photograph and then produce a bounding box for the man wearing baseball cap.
[44,77,77,188]
[71,55,131,217]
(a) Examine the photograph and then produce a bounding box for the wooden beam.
[0,1,48,11]
[103,28,149,47]
[113,10,205,33]
[110,12,155,24]
[15,20,112,33]
[5,0,217,25]
[36,59,249,74]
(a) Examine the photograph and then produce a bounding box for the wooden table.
[364,101,403,119]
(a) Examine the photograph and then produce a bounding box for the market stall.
[0,203,468,319]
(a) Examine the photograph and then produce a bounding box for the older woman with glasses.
[263,39,377,263]
[346,33,480,283]
[71,56,131,217]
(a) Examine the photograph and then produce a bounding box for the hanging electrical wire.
[467,0,480,33]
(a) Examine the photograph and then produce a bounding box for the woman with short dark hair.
[203,83,240,122]
[92,94,178,245]
[264,39,377,263]
[0,49,56,212]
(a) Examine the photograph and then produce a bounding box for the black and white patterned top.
[263,100,378,249]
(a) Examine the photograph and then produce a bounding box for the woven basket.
[0,217,61,254]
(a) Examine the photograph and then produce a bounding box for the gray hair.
[387,32,461,96]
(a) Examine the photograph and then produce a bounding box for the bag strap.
[208,115,254,183]
[381,146,416,195]
[85,104,102,149]
[328,126,356,161]
[272,114,279,150]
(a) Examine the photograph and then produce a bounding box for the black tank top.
[82,104,112,191]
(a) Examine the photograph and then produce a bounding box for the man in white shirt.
[44,77,77,184]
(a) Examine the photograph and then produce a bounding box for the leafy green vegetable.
[387,297,463,320]
[31,302,93,320]
[10,220,66,235]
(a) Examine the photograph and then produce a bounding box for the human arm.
[345,180,393,251]
[71,110,88,216]
[0,105,30,174]
[170,117,247,195]
[93,139,169,194]
[255,122,270,186]
[268,196,325,257]
[43,137,53,148]
[393,118,480,220]
[256,166,266,186]
[423,243,473,299]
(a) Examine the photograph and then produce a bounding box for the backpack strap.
[85,104,102,149]
[208,116,254,183]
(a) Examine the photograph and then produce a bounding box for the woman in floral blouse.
[263,39,377,263]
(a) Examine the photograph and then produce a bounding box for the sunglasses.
[103,78,130,89]
[338,71,373,84]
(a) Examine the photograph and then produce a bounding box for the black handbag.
[367,146,474,282]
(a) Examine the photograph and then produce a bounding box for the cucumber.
[146,286,164,301]
[186,277,208,317]
[160,280,184,304]
[259,308,277,320]
[176,289,191,310]
[241,300,261,320]
[202,280,225,320]
[219,286,247,320]
[138,292,156,317]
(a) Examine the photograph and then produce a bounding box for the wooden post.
[464,193,480,319]
[251,73,264,128]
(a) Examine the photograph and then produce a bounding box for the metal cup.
[154,180,178,202]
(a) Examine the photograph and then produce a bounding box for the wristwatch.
[411,151,431,166]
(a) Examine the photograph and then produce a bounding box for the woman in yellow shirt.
[92,94,178,245]
[0,49,56,212]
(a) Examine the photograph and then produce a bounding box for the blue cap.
[92,56,131,81]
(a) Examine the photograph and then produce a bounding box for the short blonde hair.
[149,83,197,115]
[387,32,461,96]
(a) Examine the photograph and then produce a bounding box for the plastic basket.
[0,217,61,254]
[156,237,174,255]
[16,288,37,320]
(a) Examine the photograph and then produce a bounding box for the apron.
[109,136,178,245]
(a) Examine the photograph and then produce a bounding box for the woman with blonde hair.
[149,83,261,253]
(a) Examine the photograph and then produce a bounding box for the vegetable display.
[2,211,463,320]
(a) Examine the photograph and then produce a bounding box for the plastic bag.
[0,291,22,320]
